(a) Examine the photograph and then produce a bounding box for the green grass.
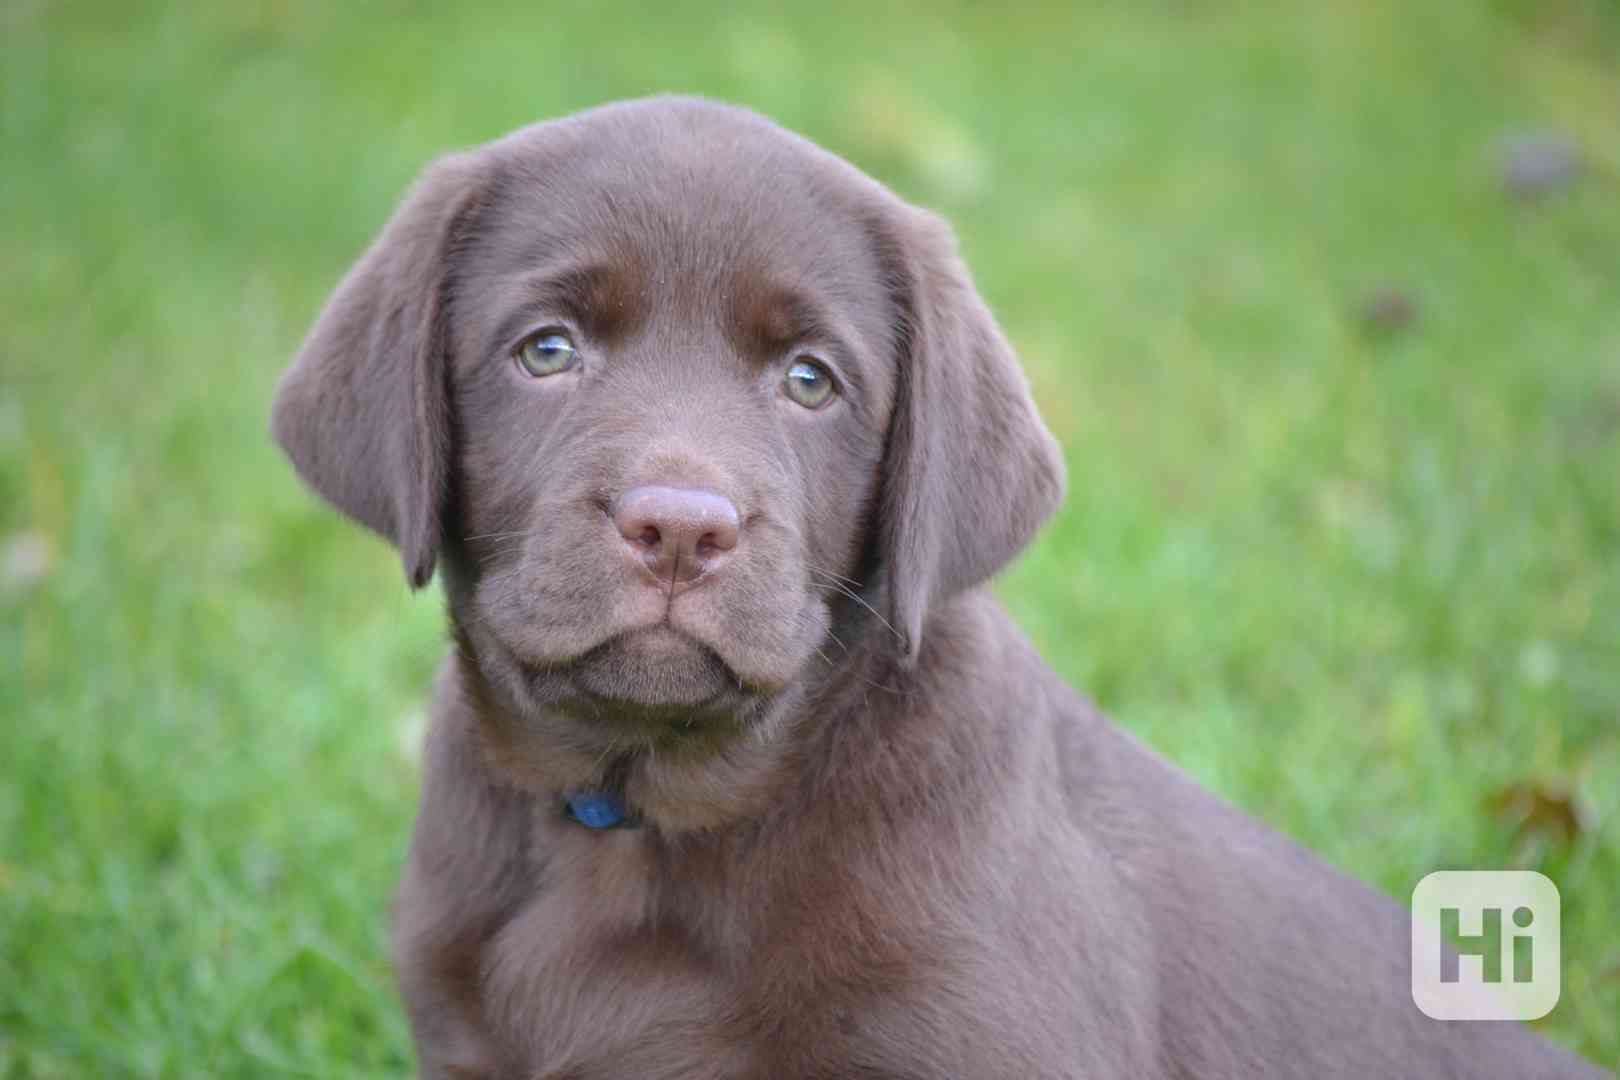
[3,1,1617,1074]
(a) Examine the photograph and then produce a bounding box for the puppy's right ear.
[271,152,485,588]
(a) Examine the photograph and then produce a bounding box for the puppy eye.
[515,329,579,377]
[783,357,836,409]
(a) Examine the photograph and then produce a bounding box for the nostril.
[636,525,661,550]
[697,522,739,556]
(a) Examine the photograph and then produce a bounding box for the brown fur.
[272,98,1602,1079]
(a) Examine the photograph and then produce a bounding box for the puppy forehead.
[462,104,898,355]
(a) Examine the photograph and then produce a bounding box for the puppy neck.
[445,618,904,836]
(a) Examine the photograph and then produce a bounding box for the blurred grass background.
[3,0,1618,1075]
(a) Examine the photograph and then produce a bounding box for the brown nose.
[613,486,740,584]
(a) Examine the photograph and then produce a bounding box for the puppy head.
[273,98,1063,759]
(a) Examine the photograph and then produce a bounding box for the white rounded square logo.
[1411,870,1560,1021]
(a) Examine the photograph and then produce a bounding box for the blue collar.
[566,791,631,830]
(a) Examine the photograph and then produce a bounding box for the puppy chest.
[475,886,1043,1079]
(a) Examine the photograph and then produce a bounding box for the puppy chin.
[573,626,737,710]
[459,577,829,743]
[455,610,819,816]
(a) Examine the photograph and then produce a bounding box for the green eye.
[784,357,836,409]
[515,329,578,377]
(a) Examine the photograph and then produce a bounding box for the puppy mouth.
[562,625,755,731]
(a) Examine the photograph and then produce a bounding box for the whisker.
[846,670,904,696]
[589,735,621,777]
[807,580,902,642]
[461,530,533,543]
[824,626,849,655]
[806,564,865,589]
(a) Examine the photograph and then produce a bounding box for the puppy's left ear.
[876,207,1066,665]
[271,151,486,588]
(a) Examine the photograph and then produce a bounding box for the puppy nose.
[613,486,740,583]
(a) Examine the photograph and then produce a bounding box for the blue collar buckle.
[566,791,631,830]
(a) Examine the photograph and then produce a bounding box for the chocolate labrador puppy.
[272,98,1602,1079]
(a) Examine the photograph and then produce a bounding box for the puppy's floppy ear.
[876,207,1066,665]
[271,151,485,589]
